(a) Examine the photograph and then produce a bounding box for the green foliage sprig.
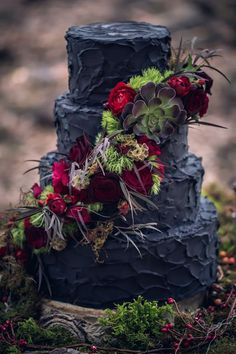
[99,295,174,350]
[105,146,133,175]
[129,67,173,91]
[102,110,121,135]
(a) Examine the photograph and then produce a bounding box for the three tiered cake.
[39,22,218,308]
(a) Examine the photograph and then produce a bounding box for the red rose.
[67,206,91,224]
[69,135,92,165]
[31,183,42,198]
[168,76,192,97]
[0,246,7,257]
[88,173,122,203]
[64,194,79,204]
[137,135,161,157]
[52,159,70,194]
[107,82,136,116]
[46,193,67,215]
[184,88,209,117]
[122,162,153,195]
[25,229,47,250]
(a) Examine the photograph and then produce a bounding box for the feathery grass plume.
[11,221,25,247]
[151,174,161,195]
[101,110,121,134]
[105,146,133,174]
[129,67,174,90]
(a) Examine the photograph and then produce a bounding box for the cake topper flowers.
[102,38,228,142]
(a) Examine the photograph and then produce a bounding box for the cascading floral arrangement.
[0,42,227,265]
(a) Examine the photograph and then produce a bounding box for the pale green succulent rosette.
[122,82,187,143]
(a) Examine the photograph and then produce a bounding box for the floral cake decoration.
[0,41,228,268]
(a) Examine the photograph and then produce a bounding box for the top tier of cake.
[66,21,171,104]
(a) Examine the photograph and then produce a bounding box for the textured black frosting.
[37,21,218,307]
[54,93,103,154]
[66,22,171,104]
[41,197,218,308]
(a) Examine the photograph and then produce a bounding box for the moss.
[100,296,174,350]
[129,67,173,90]
[208,337,236,354]
[16,318,77,346]
[101,110,121,135]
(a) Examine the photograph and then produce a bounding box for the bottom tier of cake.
[41,197,218,309]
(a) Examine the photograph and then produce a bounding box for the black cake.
[40,22,218,308]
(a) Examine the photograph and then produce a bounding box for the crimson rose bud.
[107,82,136,116]
[184,88,209,117]
[168,75,192,97]
[167,297,175,304]
[69,135,92,165]
[88,173,122,203]
[67,206,91,224]
[46,193,67,215]
[122,162,153,195]
[31,183,42,198]
[64,194,79,204]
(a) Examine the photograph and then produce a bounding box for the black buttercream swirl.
[65,22,171,105]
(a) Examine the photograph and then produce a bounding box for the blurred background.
[0,0,236,209]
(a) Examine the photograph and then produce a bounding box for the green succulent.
[122,82,187,143]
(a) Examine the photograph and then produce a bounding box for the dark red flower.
[67,206,91,224]
[52,159,70,194]
[107,82,136,116]
[24,217,31,229]
[46,193,67,215]
[25,227,48,250]
[15,249,28,264]
[88,173,122,203]
[0,246,7,257]
[196,71,213,95]
[122,162,153,195]
[168,76,192,97]
[184,88,209,117]
[31,183,42,198]
[137,135,161,157]
[64,194,79,204]
[69,135,92,165]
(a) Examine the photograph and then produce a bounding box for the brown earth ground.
[0,0,236,209]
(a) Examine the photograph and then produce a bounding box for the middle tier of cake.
[54,92,189,163]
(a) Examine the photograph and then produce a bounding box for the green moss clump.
[16,318,77,346]
[129,68,173,91]
[102,110,121,135]
[99,295,174,350]
[105,146,133,174]
[207,337,236,354]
